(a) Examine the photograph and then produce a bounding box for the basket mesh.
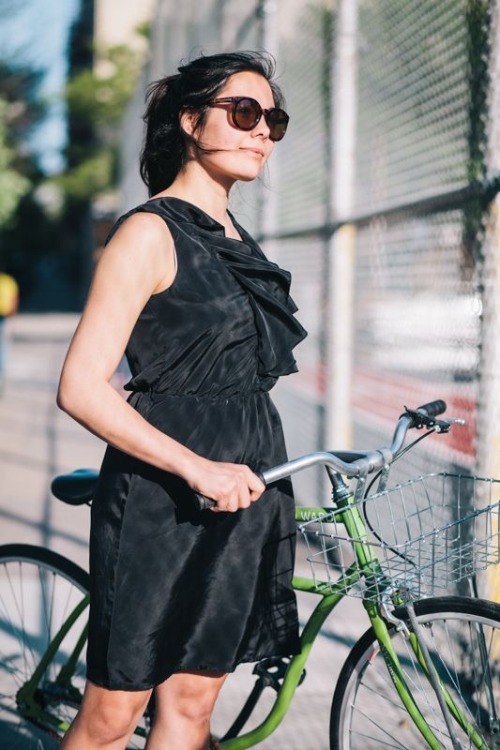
[299,473,500,599]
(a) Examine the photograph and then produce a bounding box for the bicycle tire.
[330,596,500,750]
[0,544,149,749]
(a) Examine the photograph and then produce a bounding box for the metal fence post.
[326,0,358,449]
[260,0,279,246]
[478,0,500,603]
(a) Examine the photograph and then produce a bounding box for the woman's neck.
[154,164,234,226]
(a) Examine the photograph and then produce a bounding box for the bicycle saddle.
[51,468,99,505]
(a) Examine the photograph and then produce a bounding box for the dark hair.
[139,50,285,196]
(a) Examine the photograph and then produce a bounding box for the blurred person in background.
[57,50,306,750]
[0,269,19,395]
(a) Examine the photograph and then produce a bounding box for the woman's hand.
[183,457,265,512]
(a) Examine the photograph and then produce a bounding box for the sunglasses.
[209,97,289,142]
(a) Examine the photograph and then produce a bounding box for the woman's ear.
[180,108,197,139]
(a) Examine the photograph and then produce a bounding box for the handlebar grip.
[416,399,447,417]
[195,471,266,511]
[195,493,216,511]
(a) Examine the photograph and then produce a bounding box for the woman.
[58,50,306,750]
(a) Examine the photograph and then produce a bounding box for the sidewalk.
[0,313,363,749]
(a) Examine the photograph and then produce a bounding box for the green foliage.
[0,62,45,149]
[55,150,114,201]
[0,60,45,229]
[61,44,141,201]
[0,99,30,228]
[66,45,140,131]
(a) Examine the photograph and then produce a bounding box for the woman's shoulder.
[99,207,176,294]
[106,201,176,246]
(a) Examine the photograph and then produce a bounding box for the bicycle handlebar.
[195,399,449,511]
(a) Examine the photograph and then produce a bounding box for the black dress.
[87,197,307,690]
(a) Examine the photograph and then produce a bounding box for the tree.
[56,43,141,201]
[0,60,46,231]
[0,99,30,228]
[0,20,146,309]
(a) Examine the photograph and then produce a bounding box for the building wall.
[93,0,156,48]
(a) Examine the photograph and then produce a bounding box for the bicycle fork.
[405,602,467,750]
[334,476,491,750]
[467,576,500,746]
[370,599,494,750]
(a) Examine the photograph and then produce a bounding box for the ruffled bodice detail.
[108,197,306,396]
[209,232,305,378]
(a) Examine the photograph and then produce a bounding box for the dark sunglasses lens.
[233,98,261,130]
[231,98,289,141]
[266,109,289,141]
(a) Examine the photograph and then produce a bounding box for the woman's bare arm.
[57,212,263,511]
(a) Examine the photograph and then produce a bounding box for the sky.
[0,0,81,174]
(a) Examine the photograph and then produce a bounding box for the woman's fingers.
[248,468,265,500]
[189,460,265,513]
[210,470,252,512]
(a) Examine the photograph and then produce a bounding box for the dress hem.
[87,641,301,692]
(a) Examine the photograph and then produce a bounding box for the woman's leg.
[60,681,152,750]
[146,671,228,750]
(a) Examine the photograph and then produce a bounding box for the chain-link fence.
[121,0,500,595]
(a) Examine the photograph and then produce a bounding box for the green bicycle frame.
[219,497,488,750]
[16,592,90,732]
[220,501,382,750]
[220,564,352,748]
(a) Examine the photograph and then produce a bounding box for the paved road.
[0,313,364,749]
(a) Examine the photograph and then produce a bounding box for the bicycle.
[0,399,499,749]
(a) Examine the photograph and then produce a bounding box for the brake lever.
[402,407,465,433]
[402,406,438,429]
[432,419,452,433]
[433,416,466,433]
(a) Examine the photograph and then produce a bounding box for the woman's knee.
[79,682,151,743]
[156,672,227,725]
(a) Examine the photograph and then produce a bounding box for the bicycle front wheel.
[330,596,500,750]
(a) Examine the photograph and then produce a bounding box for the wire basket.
[298,472,500,600]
